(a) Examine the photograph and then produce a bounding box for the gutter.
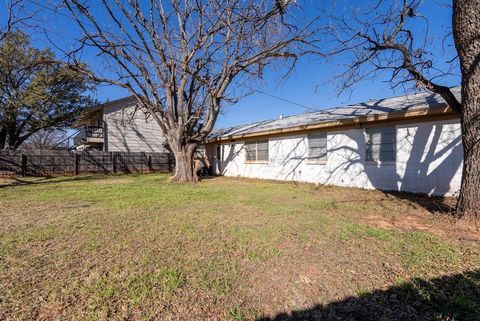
[206,105,456,144]
[73,96,137,128]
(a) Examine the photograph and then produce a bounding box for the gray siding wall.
[103,102,167,153]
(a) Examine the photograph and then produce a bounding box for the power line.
[237,82,319,112]
[25,0,77,21]
[26,0,320,112]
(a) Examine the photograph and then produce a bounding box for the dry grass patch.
[0,174,478,320]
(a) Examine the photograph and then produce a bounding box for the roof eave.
[73,95,137,128]
[73,106,104,128]
[206,105,455,144]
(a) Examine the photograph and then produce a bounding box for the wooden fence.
[0,149,174,176]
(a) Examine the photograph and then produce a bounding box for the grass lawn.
[0,174,479,320]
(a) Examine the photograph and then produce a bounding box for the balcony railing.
[86,126,103,138]
[73,126,104,146]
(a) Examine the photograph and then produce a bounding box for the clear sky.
[2,0,459,129]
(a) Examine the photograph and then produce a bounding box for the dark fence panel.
[0,149,174,177]
[149,153,174,172]
[115,152,147,173]
[79,151,114,174]
[0,150,21,176]
[26,150,75,176]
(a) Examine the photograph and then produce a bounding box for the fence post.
[112,152,117,174]
[148,155,153,173]
[21,154,27,177]
[74,153,80,175]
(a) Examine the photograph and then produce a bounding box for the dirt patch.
[1,174,479,321]
[242,230,417,317]
[297,183,480,242]
[357,202,480,243]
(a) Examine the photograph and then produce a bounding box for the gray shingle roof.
[210,87,461,139]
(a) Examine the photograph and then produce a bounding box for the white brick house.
[205,87,463,196]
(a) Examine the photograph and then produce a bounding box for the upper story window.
[365,126,396,162]
[245,140,269,162]
[307,132,327,163]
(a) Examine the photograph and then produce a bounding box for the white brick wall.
[214,119,463,196]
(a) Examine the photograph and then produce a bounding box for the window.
[196,145,206,158]
[245,140,269,162]
[308,132,327,162]
[366,127,396,162]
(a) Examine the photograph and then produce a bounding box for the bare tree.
[325,0,479,223]
[61,0,318,182]
[23,128,70,149]
[1,1,24,42]
[1,0,42,41]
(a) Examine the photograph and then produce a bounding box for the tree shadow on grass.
[383,191,456,215]
[0,175,110,188]
[258,269,480,321]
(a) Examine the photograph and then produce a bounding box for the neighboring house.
[205,87,463,196]
[73,96,167,153]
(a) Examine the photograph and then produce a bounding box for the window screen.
[308,132,327,162]
[245,141,257,161]
[245,140,269,162]
[366,127,396,162]
[256,140,269,161]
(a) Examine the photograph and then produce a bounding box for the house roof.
[207,87,461,142]
[73,95,136,127]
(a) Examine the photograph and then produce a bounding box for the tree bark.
[453,0,480,224]
[168,138,198,183]
[5,130,17,149]
[0,127,6,149]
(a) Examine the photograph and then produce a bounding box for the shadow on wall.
[398,124,462,193]
[362,122,461,213]
[274,137,307,182]
[258,269,480,321]
[220,143,243,176]
[273,120,462,213]
[106,116,164,153]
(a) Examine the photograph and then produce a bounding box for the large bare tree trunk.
[63,1,317,184]
[168,137,198,183]
[453,0,480,224]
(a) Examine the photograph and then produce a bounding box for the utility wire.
[25,0,75,21]
[26,0,320,113]
[236,82,319,112]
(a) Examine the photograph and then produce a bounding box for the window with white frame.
[245,140,269,162]
[365,127,396,162]
[308,132,327,162]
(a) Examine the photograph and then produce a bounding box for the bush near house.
[0,174,479,320]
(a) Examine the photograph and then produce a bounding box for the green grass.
[127,268,184,302]
[0,174,478,320]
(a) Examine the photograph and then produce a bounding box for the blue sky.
[2,0,459,129]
